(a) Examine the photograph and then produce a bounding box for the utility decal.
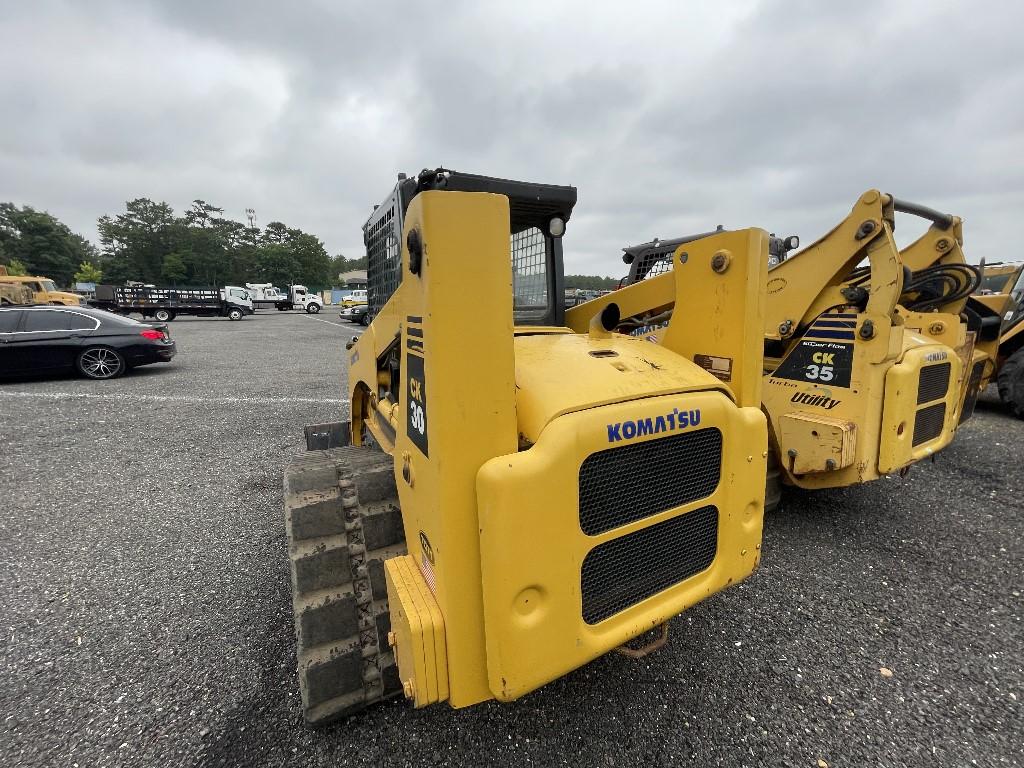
[790,391,842,410]
[407,351,429,456]
[772,340,854,388]
[607,407,701,443]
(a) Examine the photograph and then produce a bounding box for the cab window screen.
[980,274,1013,294]
[512,227,548,320]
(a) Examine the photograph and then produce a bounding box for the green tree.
[331,253,367,279]
[5,257,27,275]
[0,203,96,285]
[255,244,301,287]
[97,199,176,284]
[162,252,187,283]
[73,261,103,283]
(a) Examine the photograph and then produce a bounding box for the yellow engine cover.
[476,390,766,702]
[878,343,963,473]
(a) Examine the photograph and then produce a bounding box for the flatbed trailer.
[90,285,254,321]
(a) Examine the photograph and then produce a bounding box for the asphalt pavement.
[1,311,1021,768]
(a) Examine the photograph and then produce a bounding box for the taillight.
[140,329,163,340]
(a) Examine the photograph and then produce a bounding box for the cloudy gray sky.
[2,0,1022,277]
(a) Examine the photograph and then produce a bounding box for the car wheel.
[306,303,321,314]
[228,308,244,321]
[360,312,370,327]
[77,347,125,380]
[155,308,172,322]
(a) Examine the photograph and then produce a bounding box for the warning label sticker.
[694,354,733,382]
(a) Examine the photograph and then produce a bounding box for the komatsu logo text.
[607,407,701,442]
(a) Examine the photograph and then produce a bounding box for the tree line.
[95,199,333,289]
[565,274,621,290]
[1,199,621,291]
[1,199,345,290]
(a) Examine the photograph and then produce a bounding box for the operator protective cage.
[362,168,578,327]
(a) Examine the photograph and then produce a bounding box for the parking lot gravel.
[2,311,1022,768]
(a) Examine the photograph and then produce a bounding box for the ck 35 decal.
[773,340,854,388]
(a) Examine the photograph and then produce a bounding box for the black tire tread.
[284,446,406,724]
[997,348,1024,419]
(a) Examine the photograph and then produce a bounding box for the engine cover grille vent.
[913,402,946,446]
[581,505,718,624]
[579,428,722,536]
[917,362,951,405]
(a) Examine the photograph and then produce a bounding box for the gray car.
[339,303,369,326]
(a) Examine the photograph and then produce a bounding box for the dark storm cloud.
[2,0,1022,277]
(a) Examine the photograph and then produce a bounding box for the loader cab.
[363,168,577,327]
[621,228,798,283]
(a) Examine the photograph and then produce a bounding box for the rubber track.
[283,446,406,724]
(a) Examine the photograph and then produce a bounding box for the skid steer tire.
[284,446,406,724]
[997,347,1024,419]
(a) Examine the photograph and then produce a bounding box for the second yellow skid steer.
[575,191,979,506]
[284,168,770,723]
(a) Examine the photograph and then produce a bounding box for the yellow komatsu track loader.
[969,262,1024,417]
[284,168,770,723]
[576,191,981,507]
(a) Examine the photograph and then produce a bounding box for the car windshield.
[39,280,57,292]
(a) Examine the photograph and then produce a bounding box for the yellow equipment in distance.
[0,273,82,306]
[571,191,976,500]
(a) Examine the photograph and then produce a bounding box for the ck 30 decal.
[406,351,429,456]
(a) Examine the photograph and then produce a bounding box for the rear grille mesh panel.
[913,402,946,446]
[365,199,401,318]
[581,505,718,624]
[579,428,722,536]
[917,362,951,404]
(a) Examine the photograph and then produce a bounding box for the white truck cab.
[287,284,323,314]
[341,289,368,307]
[222,286,255,315]
[243,282,322,313]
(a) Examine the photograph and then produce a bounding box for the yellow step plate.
[384,555,449,708]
